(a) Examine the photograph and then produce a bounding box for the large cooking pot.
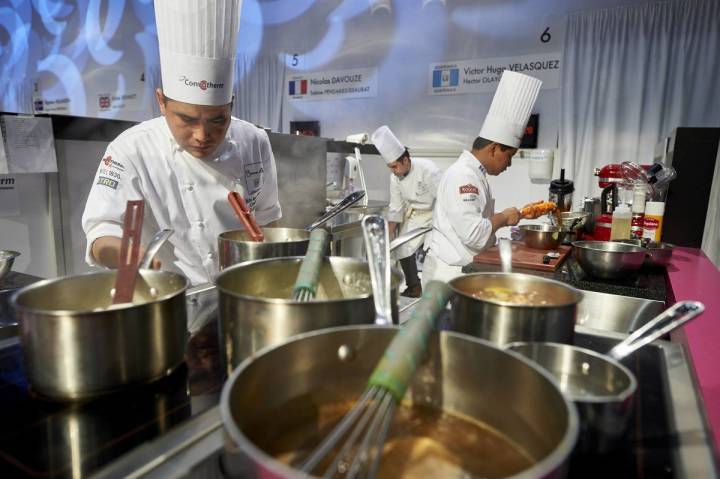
[216,257,402,373]
[218,228,311,270]
[11,270,189,399]
[446,273,583,346]
[220,326,578,478]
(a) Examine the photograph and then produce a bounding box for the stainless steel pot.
[446,273,583,346]
[218,228,311,270]
[216,257,402,373]
[507,301,704,454]
[11,270,189,399]
[220,326,578,478]
[572,241,646,279]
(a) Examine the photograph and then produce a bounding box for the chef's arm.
[91,236,161,269]
[388,221,399,237]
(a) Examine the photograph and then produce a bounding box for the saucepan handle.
[608,300,705,361]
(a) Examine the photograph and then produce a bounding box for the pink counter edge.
[667,246,720,462]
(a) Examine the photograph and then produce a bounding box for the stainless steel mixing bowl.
[520,224,564,249]
[572,241,646,279]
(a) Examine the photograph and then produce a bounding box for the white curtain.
[232,54,285,131]
[560,0,720,205]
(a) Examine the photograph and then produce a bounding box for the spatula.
[228,191,264,242]
[113,200,144,304]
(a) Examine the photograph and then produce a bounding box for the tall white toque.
[478,70,542,148]
[371,125,406,164]
[154,0,242,106]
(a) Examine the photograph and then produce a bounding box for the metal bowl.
[572,241,647,279]
[560,212,590,231]
[645,242,674,267]
[218,228,310,270]
[520,224,564,249]
[0,251,20,282]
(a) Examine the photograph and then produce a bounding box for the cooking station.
[0,247,717,478]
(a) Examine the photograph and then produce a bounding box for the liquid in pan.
[246,400,534,479]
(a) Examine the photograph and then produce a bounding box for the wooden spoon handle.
[114,200,144,304]
[228,192,265,242]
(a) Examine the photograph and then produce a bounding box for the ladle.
[362,215,393,326]
[139,229,173,269]
[499,237,512,273]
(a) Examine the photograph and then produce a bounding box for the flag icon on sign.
[432,68,459,88]
[289,79,308,95]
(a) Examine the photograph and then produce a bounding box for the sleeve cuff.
[85,223,123,267]
[387,210,405,223]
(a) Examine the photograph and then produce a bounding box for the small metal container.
[0,250,20,282]
[645,242,674,267]
[572,241,646,279]
[520,224,564,249]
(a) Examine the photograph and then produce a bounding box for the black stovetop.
[0,316,224,478]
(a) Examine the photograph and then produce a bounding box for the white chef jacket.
[82,116,282,285]
[426,150,495,268]
[388,158,442,258]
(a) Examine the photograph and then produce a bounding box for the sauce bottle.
[642,201,665,241]
[630,187,646,239]
[610,204,632,240]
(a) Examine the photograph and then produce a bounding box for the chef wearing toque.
[371,126,442,298]
[423,71,544,285]
[82,0,281,285]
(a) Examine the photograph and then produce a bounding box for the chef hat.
[154,0,242,106]
[478,70,542,148]
[371,125,406,164]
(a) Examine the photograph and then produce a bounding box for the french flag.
[289,79,308,95]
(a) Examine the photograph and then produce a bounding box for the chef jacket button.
[206,252,215,259]
[196,221,205,229]
[186,184,194,192]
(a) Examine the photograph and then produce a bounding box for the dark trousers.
[399,254,420,288]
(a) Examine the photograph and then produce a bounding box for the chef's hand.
[501,207,522,226]
[91,236,162,269]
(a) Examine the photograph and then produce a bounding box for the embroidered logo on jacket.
[96,176,118,189]
[101,155,125,171]
[459,184,479,195]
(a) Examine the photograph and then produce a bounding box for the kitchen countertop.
[462,247,667,302]
[667,247,720,462]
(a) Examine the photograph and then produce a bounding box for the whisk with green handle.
[292,228,330,302]
[299,280,452,478]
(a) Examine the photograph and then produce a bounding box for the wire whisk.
[299,280,453,478]
[292,228,330,301]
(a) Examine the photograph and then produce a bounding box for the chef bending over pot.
[82,0,281,285]
[423,71,545,285]
[371,125,442,298]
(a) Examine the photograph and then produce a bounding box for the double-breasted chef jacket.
[82,116,282,285]
[388,157,442,259]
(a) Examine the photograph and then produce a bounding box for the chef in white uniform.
[371,125,442,298]
[423,71,544,285]
[82,0,281,286]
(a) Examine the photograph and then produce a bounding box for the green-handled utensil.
[300,279,453,478]
[291,228,330,301]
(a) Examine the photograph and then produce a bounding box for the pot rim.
[505,341,638,403]
[10,269,189,316]
[215,256,402,305]
[448,272,584,308]
[220,325,580,479]
[218,227,310,245]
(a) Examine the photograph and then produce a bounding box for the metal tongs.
[306,190,366,231]
[228,191,264,242]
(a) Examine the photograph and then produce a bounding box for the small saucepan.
[506,300,704,454]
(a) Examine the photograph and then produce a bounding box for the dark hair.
[472,136,513,151]
[396,148,410,163]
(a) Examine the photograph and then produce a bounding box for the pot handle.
[362,215,393,325]
[607,300,705,361]
[306,190,366,231]
[389,227,431,253]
